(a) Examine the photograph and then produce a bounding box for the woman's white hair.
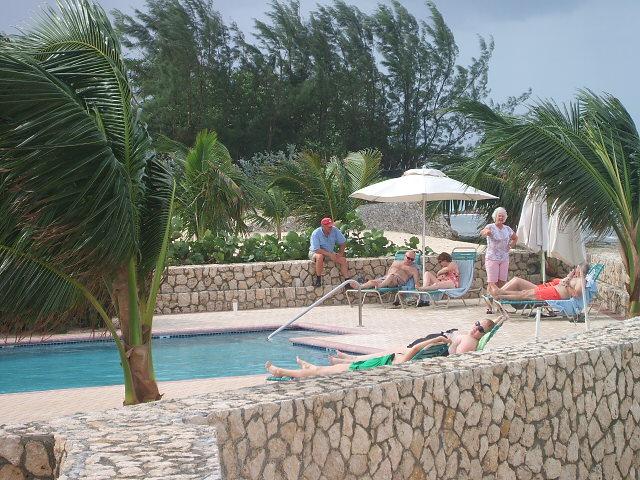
[492,207,508,222]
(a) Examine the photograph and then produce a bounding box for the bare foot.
[265,361,283,377]
[296,356,314,369]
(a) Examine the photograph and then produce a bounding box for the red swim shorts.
[535,285,562,300]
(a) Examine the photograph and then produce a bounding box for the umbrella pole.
[541,251,546,283]
[582,274,589,330]
[422,198,426,275]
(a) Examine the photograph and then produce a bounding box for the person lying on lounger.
[327,317,498,365]
[492,264,589,301]
[353,250,420,290]
[265,318,496,379]
[417,252,460,291]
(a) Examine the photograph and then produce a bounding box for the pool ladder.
[267,280,363,340]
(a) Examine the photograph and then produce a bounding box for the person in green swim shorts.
[264,317,496,379]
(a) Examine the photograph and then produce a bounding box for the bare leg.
[423,271,437,287]
[359,278,383,289]
[314,254,324,277]
[328,356,352,365]
[266,361,350,378]
[296,357,314,369]
[376,275,402,288]
[501,277,537,292]
[418,280,455,291]
[494,289,537,300]
[335,255,349,277]
[330,349,401,364]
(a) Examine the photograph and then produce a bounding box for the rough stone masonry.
[2,318,639,479]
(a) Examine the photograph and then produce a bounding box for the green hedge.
[168,212,424,265]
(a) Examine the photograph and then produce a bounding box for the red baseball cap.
[320,217,333,226]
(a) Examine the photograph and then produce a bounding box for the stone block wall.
[3,319,639,479]
[210,319,640,479]
[0,434,65,480]
[588,252,629,315]
[156,252,543,314]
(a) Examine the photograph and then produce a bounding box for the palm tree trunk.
[626,243,640,317]
[113,261,162,404]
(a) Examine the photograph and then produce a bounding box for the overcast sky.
[3,0,639,123]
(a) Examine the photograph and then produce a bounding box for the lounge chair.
[394,247,479,308]
[345,250,422,307]
[487,264,604,340]
[490,263,604,321]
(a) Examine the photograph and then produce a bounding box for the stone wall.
[3,319,638,480]
[156,252,543,314]
[209,319,640,479]
[0,434,65,480]
[588,252,629,315]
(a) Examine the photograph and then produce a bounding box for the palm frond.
[0,51,137,272]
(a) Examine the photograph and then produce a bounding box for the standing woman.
[481,207,518,308]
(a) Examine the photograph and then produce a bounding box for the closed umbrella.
[548,207,588,329]
[548,211,586,266]
[350,168,498,271]
[516,187,549,281]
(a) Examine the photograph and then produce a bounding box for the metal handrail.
[267,280,362,341]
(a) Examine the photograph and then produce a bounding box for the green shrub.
[168,212,425,265]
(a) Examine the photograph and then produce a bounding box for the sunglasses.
[406,256,415,261]
[475,321,485,334]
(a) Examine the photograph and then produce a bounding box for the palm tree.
[457,91,640,316]
[270,149,382,226]
[246,184,291,240]
[170,129,248,240]
[0,0,175,404]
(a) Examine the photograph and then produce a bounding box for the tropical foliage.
[168,212,420,265]
[0,0,174,404]
[168,130,248,239]
[113,0,528,169]
[268,149,382,226]
[457,91,640,315]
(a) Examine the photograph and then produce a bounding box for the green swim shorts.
[348,353,396,371]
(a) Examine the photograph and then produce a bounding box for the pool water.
[0,331,333,394]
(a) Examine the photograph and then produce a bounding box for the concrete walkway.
[0,302,619,425]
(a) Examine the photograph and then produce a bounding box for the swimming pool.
[0,331,334,394]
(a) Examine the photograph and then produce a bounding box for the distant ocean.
[449,213,618,244]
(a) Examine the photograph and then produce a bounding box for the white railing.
[267,280,363,340]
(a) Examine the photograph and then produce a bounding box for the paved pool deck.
[0,302,621,426]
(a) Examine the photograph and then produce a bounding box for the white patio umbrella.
[350,168,498,270]
[516,187,549,281]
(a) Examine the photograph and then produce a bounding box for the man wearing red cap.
[309,217,350,286]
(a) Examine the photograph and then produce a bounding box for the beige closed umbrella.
[516,186,549,282]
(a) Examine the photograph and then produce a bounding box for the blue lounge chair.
[492,263,604,321]
[394,247,480,308]
[345,250,422,307]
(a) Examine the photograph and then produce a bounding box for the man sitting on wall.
[309,217,350,286]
